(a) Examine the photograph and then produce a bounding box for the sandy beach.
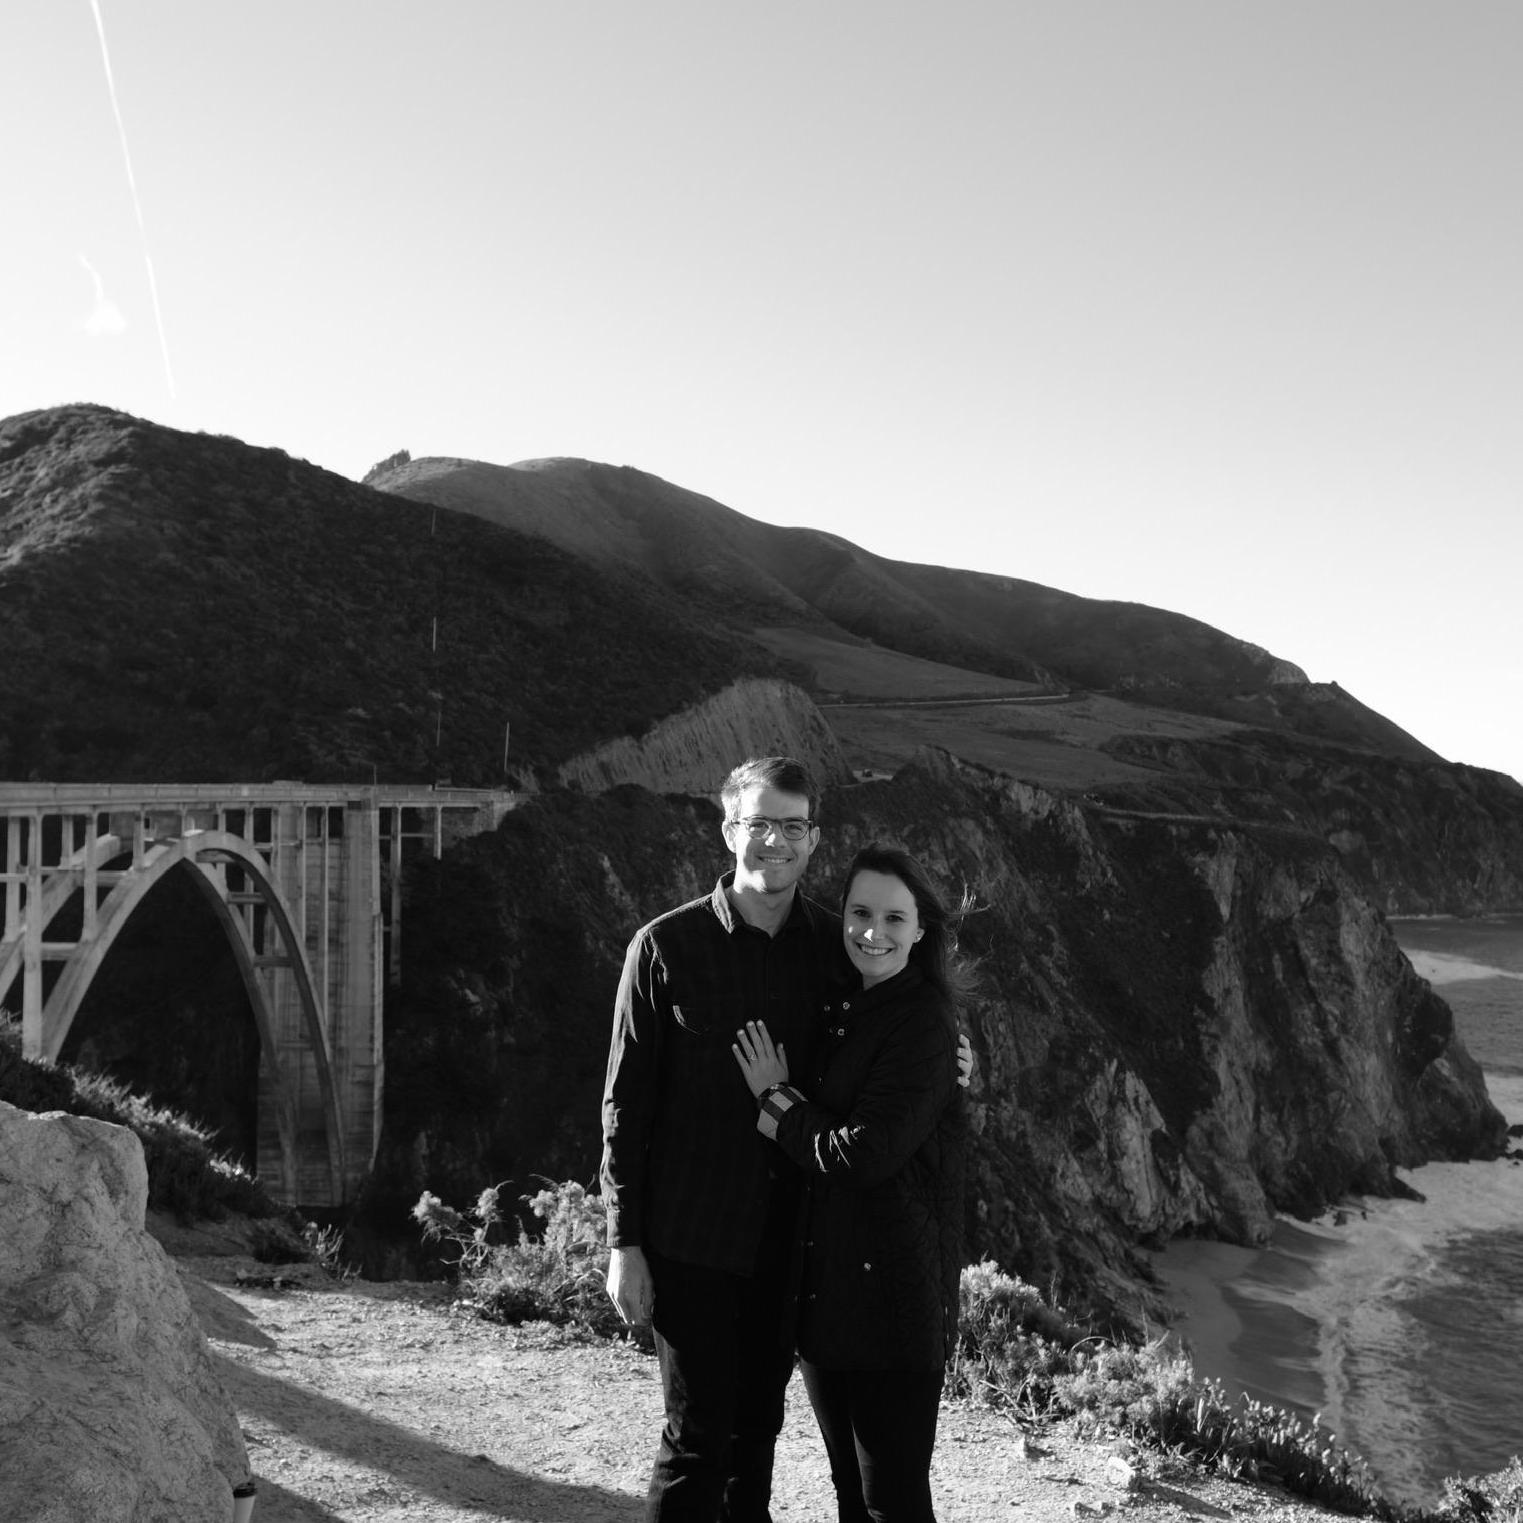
[1153,1227,1330,1419]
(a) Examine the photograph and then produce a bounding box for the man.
[601,755,833,1522]
[600,756,970,1522]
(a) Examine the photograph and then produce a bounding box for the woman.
[732,844,967,1523]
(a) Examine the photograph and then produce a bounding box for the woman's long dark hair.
[839,844,973,998]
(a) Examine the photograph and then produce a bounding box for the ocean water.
[1155,913,1523,1508]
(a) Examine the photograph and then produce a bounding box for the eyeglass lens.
[740,816,811,839]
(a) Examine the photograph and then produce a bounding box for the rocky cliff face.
[1103,729,1523,915]
[813,752,1504,1323]
[556,677,850,797]
[370,749,1504,1328]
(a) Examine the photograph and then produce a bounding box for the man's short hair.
[720,756,822,821]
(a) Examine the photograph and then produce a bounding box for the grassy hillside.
[750,625,1048,701]
[822,694,1244,792]
[0,406,794,783]
[372,454,1447,763]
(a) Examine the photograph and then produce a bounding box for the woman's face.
[842,868,923,988]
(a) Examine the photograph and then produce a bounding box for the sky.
[4,2,1519,784]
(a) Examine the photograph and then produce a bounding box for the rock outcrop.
[556,676,851,796]
[1103,729,1523,914]
[0,1101,251,1521]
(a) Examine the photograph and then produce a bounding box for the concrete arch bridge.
[0,783,515,1207]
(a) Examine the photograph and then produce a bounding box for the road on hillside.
[1088,804,1328,847]
[818,692,1080,710]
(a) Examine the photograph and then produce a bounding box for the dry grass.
[750,622,1251,792]
[751,626,1047,701]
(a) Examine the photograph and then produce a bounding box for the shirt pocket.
[669,1001,714,1036]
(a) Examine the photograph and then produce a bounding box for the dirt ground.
[168,1233,1343,1523]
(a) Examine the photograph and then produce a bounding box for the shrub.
[1050,1335,1200,1443]
[413,1177,637,1341]
[299,1220,356,1280]
[949,1259,1091,1413]
[0,1018,279,1223]
[950,1260,1388,1517]
[413,1182,512,1278]
[1441,1457,1523,1523]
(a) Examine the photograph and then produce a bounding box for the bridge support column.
[255,801,384,1205]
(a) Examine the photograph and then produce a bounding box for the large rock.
[0,1101,251,1521]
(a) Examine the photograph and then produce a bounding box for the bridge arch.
[2,783,516,1206]
[38,830,344,1202]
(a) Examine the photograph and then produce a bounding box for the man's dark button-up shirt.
[600,872,840,1275]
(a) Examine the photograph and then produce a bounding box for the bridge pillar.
[256,800,386,1204]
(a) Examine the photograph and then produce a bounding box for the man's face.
[723,785,818,899]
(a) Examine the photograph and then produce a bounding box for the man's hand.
[957,1031,976,1089]
[607,1244,654,1326]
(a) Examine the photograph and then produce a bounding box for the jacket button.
[842,1000,851,1011]
[863,1262,872,1271]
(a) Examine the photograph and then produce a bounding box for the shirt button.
[863,1262,872,1271]
[842,1000,851,1011]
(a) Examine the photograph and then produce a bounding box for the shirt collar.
[711,871,815,938]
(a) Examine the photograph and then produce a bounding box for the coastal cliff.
[823,753,1505,1321]
[1104,728,1523,915]
[371,749,1504,1326]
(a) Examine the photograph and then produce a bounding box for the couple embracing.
[601,755,972,1523]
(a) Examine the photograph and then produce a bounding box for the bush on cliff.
[0,1018,278,1224]
[1439,1458,1523,1523]
[954,1261,1386,1516]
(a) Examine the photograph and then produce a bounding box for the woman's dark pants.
[800,1361,944,1523]
[645,1243,795,1522]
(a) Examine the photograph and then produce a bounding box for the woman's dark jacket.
[762,963,965,1373]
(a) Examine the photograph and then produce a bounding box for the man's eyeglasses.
[732,815,815,841]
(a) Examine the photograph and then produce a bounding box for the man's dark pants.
[644,1214,795,1522]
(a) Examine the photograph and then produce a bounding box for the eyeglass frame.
[728,814,817,841]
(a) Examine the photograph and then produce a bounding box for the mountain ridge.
[0,405,796,783]
[369,451,1442,766]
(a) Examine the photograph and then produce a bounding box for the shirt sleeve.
[599,928,663,1247]
[769,1003,957,1189]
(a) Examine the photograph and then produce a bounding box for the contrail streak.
[88,0,176,397]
